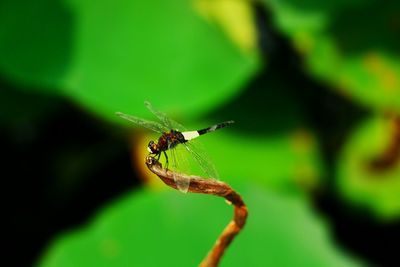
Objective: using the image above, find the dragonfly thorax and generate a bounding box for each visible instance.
[147,130,186,155]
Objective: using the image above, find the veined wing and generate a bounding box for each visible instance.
[144,101,187,131]
[168,142,190,193]
[116,112,169,133]
[183,141,219,180]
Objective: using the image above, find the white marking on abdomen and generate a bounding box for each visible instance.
[209,125,218,132]
[182,131,200,140]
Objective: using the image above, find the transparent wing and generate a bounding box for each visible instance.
[168,143,190,193]
[116,112,169,133]
[182,141,219,180]
[144,101,187,131]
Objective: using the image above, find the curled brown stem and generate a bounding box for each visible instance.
[145,156,248,267]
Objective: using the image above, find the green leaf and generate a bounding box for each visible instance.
[337,115,400,219]
[38,185,362,267]
[0,0,73,90]
[0,0,259,120]
[64,0,259,120]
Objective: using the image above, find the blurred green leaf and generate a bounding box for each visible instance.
[38,185,362,267]
[0,0,259,120]
[63,0,260,120]
[0,0,73,90]
[337,115,400,219]
[194,0,258,54]
[263,0,400,112]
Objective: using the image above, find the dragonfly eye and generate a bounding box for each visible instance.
[147,140,157,153]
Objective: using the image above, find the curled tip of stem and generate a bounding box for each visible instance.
[145,156,248,267]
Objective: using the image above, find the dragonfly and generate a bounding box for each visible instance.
[116,101,234,193]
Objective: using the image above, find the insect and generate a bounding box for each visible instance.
[116,101,234,193]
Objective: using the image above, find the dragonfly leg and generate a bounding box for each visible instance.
[163,151,169,169]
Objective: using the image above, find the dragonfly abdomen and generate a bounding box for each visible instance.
[197,120,235,136]
[181,121,235,141]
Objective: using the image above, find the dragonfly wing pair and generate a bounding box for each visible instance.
[145,101,195,192]
[115,112,168,134]
[182,141,219,180]
[116,101,230,193]
[144,101,186,131]
[168,142,191,192]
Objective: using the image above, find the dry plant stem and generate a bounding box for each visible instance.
[145,156,248,267]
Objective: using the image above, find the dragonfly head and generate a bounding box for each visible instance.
[147,140,159,154]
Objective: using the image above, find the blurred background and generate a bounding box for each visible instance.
[1,0,399,266]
